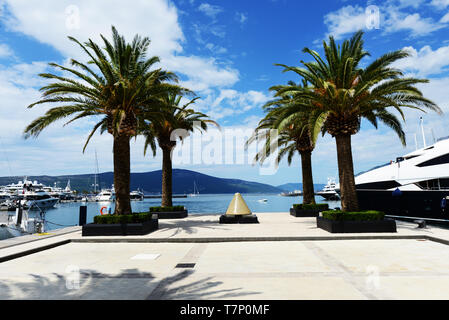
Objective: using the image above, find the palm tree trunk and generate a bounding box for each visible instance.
[113,134,132,215]
[335,134,359,212]
[300,150,316,205]
[161,146,173,207]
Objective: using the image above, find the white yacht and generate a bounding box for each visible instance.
[44,180,75,200]
[5,179,58,210]
[350,136,449,221]
[96,185,115,202]
[130,189,144,201]
[280,190,302,197]
[316,178,340,201]
[19,189,59,210]
[3,178,45,195]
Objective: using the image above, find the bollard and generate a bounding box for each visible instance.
[16,201,23,226]
[79,206,87,226]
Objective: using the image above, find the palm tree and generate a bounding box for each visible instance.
[247,82,317,204]
[273,31,441,212]
[24,26,179,215]
[142,92,218,207]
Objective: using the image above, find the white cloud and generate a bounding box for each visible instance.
[322,2,446,40]
[0,44,13,58]
[164,55,239,92]
[1,0,240,95]
[207,89,271,120]
[384,11,445,36]
[235,12,247,24]
[323,5,367,40]
[2,0,184,58]
[205,43,227,54]
[431,0,449,9]
[393,45,449,76]
[198,3,223,20]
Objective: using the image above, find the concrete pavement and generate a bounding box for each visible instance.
[0,212,449,300]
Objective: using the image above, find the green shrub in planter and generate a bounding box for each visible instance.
[322,210,384,221]
[292,203,329,211]
[93,212,153,224]
[149,206,185,212]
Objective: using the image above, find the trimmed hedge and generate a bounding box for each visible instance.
[322,210,385,221]
[293,203,329,211]
[93,212,153,224]
[150,206,185,212]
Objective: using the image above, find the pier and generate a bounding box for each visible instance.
[144,194,188,199]
[1,212,449,299]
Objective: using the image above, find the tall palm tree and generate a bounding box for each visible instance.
[142,92,218,207]
[247,82,317,204]
[24,26,179,215]
[274,31,441,211]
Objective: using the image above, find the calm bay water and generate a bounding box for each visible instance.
[30,194,340,231]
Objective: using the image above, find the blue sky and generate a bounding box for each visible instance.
[0,0,449,186]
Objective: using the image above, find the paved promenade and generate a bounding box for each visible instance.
[1,212,449,299]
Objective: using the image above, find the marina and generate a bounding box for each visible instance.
[2,0,449,306]
[0,194,341,238]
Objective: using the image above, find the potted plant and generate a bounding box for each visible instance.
[82,212,158,236]
[317,210,396,233]
[290,203,329,217]
[150,205,188,219]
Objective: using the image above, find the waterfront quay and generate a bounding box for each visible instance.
[1,212,449,300]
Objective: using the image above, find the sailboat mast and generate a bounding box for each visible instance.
[420,117,427,148]
[94,149,99,193]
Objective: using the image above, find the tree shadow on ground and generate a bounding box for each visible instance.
[0,268,260,300]
[157,219,232,236]
[146,269,260,300]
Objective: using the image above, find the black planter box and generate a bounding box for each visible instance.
[219,214,259,224]
[316,216,397,233]
[290,208,320,217]
[82,217,159,236]
[154,210,188,219]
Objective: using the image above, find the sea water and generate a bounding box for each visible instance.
[19,194,341,231]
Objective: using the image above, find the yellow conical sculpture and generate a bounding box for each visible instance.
[225,193,252,216]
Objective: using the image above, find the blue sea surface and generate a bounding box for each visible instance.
[30,194,340,231]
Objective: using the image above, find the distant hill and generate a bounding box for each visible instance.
[276,183,326,192]
[0,169,284,194]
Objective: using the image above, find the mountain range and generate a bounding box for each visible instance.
[0,169,326,194]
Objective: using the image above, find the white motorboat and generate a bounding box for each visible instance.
[316,178,340,200]
[130,189,144,201]
[96,185,115,202]
[19,189,59,210]
[280,190,302,197]
[0,207,45,240]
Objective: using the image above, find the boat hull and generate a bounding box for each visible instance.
[26,198,59,210]
[316,192,340,201]
[357,189,449,222]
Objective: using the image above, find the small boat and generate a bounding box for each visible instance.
[0,206,46,239]
[280,190,302,197]
[258,199,268,203]
[189,181,200,197]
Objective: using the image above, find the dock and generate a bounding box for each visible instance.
[144,194,188,198]
[1,212,449,300]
